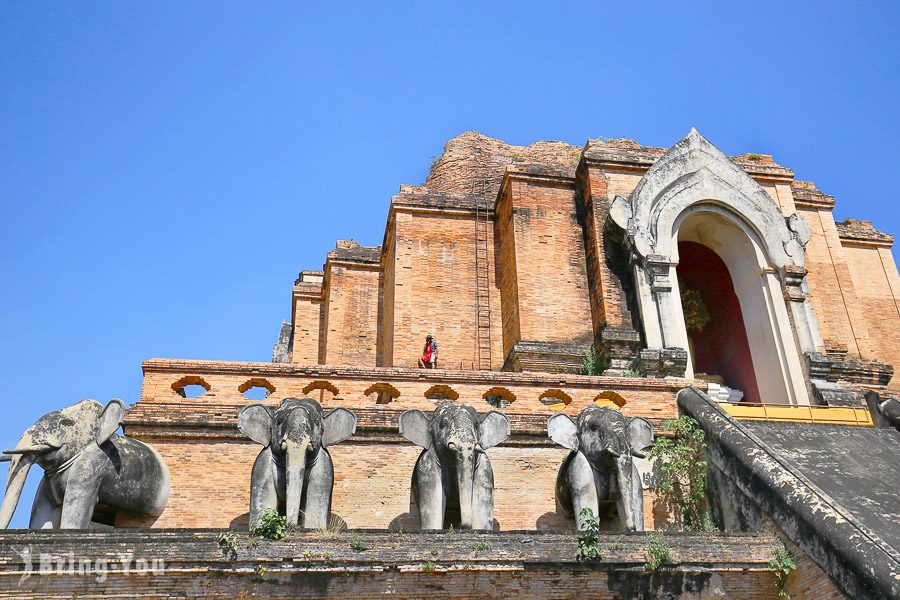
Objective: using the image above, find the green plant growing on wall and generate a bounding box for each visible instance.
[350,535,367,552]
[644,531,671,571]
[421,560,436,573]
[250,509,288,540]
[217,531,240,559]
[768,539,797,598]
[581,346,608,376]
[646,416,710,531]
[471,541,492,552]
[575,507,601,561]
[620,368,646,378]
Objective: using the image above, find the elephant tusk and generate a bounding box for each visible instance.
[0,456,9,462]
[3,445,56,455]
[474,443,485,454]
[631,450,647,459]
[606,448,622,458]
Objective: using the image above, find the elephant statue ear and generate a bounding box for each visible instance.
[96,399,125,444]
[626,417,654,457]
[322,408,357,446]
[478,411,510,449]
[547,413,578,451]
[238,404,274,447]
[399,410,432,449]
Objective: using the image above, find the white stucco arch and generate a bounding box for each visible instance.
[611,129,822,405]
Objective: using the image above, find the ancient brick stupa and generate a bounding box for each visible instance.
[3,130,899,599]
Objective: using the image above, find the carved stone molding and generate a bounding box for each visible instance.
[805,351,894,387]
[636,347,688,379]
[599,326,642,375]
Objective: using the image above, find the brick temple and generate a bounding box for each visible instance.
[4,129,900,599]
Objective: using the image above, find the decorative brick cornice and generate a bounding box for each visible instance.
[791,180,836,210]
[140,358,692,392]
[503,164,576,188]
[836,219,894,248]
[124,403,581,444]
[292,282,323,300]
[326,242,381,265]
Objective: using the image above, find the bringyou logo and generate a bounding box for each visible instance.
[14,545,166,586]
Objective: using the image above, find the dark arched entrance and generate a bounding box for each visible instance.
[676,241,761,404]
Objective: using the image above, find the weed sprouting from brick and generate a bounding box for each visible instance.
[644,531,670,571]
[350,535,367,552]
[576,508,601,561]
[250,509,287,540]
[646,416,711,531]
[217,531,240,559]
[768,539,797,598]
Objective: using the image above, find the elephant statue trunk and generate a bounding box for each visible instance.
[449,437,477,529]
[0,431,42,528]
[614,454,638,531]
[284,438,310,528]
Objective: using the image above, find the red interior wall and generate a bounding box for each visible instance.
[676,241,761,404]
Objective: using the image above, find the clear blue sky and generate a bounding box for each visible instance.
[1,3,898,526]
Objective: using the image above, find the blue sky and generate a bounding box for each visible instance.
[1,2,898,526]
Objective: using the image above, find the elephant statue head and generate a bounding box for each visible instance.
[866,391,900,432]
[1,399,170,529]
[238,397,356,529]
[548,406,653,531]
[400,401,510,530]
[880,398,900,431]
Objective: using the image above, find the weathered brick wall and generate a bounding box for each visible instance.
[321,261,381,367]
[291,283,323,365]
[499,173,593,348]
[120,434,575,531]
[578,165,640,335]
[783,537,849,600]
[0,530,783,600]
[496,178,522,361]
[381,218,398,366]
[130,360,691,530]
[380,203,504,371]
[841,243,900,386]
[798,207,874,357]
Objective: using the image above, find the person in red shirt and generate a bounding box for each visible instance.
[417,335,438,369]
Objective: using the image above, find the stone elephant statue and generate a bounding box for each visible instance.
[0,399,170,529]
[238,397,356,529]
[866,391,900,432]
[548,406,653,531]
[399,401,510,530]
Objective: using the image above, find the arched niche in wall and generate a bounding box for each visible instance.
[539,389,572,411]
[483,387,516,409]
[365,382,401,405]
[592,391,626,409]
[302,380,340,403]
[239,378,276,401]
[424,385,459,403]
[171,375,211,399]
[610,129,819,405]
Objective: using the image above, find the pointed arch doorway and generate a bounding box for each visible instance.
[611,129,821,407]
